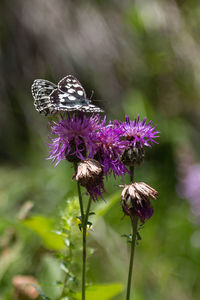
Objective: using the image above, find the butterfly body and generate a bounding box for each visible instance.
[31,75,104,116]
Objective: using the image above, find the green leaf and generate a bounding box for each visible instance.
[32,284,52,300]
[74,283,123,300]
[23,215,64,251]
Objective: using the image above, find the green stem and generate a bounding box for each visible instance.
[82,197,92,300]
[77,180,84,219]
[74,163,87,300]
[130,166,134,183]
[74,163,84,220]
[126,216,138,300]
[126,166,138,300]
[85,197,92,225]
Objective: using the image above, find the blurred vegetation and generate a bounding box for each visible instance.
[0,0,200,299]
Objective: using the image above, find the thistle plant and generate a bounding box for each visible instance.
[32,75,159,299]
[47,113,159,299]
[47,112,130,299]
[116,116,159,300]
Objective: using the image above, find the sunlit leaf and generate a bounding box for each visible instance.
[23,215,64,251]
[74,283,123,300]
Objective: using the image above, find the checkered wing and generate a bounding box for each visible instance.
[32,75,104,115]
[58,75,87,98]
[31,79,57,115]
[50,75,104,113]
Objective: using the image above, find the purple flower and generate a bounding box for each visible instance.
[48,113,104,166]
[178,164,200,218]
[47,113,159,180]
[133,200,154,223]
[95,123,129,177]
[116,115,159,148]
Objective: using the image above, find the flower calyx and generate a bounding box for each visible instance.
[121,144,145,167]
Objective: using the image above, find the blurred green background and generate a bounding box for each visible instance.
[1,0,200,299]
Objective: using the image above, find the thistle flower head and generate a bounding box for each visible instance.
[75,159,102,186]
[48,113,104,165]
[115,115,159,167]
[121,182,158,223]
[117,115,159,148]
[95,123,129,177]
[75,159,105,201]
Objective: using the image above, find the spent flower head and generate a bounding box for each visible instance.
[75,159,105,201]
[121,182,158,223]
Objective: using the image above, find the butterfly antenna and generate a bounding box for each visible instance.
[93,99,108,102]
[90,90,94,100]
[90,90,108,102]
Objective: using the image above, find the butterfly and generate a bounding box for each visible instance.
[31,75,104,116]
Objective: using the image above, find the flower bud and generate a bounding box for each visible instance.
[121,182,158,223]
[121,145,145,167]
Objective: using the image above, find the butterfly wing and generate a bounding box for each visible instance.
[78,104,104,113]
[31,79,57,115]
[50,75,104,113]
[49,89,84,112]
[32,75,104,115]
[58,75,87,98]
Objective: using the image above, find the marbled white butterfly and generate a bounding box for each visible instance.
[31,75,104,116]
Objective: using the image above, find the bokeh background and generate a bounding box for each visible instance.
[1,0,200,299]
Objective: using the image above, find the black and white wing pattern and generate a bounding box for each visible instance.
[50,75,104,113]
[31,79,57,115]
[31,75,104,116]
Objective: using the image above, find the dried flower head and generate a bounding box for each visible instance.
[75,159,105,201]
[12,275,39,299]
[48,113,104,165]
[75,159,102,186]
[121,182,158,223]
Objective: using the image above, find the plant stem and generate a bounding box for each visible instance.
[126,216,138,300]
[126,165,138,300]
[74,163,88,300]
[130,166,134,183]
[77,180,84,219]
[82,197,92,300]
